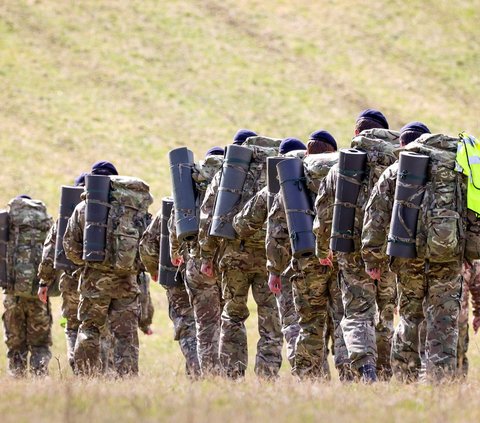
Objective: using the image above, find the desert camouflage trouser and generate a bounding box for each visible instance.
[220,267,283,378]
[391,258,461,383]
[59,271,80,372]
[75,294,140,376]
[276,269,300,368]
[291,259,348,379]
[165,283,200,377]
[185,257,222,375]
[2,295,52,377]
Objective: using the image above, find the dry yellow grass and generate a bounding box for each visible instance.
[1,1,480,421]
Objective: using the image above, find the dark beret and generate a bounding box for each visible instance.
[16,194,31,200]
[233,129,258,145]
[279,138,306,154]
[357,109,389,129]
[400,121,431,135]
[309,130,338,151]
[91,161,118,176]
[205,146,225,157]
[74,172,88,187]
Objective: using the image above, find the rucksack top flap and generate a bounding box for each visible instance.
[283,150,306,159]
[7,198,50,228]
[247,145,279,162]
[244,136,282,148]
[303,152,340,181]
[109,176,153,210]
[193,155,224,184]
[404,134,458,170]
[351,135,398,167]
[358,128,400,144]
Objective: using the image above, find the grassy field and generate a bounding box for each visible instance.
[1,0,480,421]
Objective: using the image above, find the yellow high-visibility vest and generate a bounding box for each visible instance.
[456,132,480,215]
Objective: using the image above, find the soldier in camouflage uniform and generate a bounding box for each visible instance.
[199,129,283,378]
[362,125,480,382]
[139,206,200,377]
[274,133,348,379]
[38,173,86,372]
[314,110,396,382]
[168,147,225,376]
[266,192,301,369]
[455,261,480,378]
[1,195,53,377]
[232,138,304,369]
[63,161,150,376]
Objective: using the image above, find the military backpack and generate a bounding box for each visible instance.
[404,134,466,263]
[88,176,153,273]
[4,198,52,296]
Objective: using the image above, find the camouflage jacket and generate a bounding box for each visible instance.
[139,210,162,277]
[266,193,291,276]
[233,186,268,239]
[199,173,267,271]
[313,163,379,270]
[198,172,222,261]
[38,224,57,287]
[170,156,223,261]
[361,161,476,269]
[64,201,140,298]
[362,134,480,270]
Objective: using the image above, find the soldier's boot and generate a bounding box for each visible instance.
[74,327,102,376]
[30,346,51,377]
[338,364,355,382]
[359,364,377,383]
[180,335,201,378]
[65,328,78,372]
[100,331,115,375]
[7,350,28,378]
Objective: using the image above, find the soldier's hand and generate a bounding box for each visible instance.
[473,316,480,334]
[151,273,158,282]
[201,260,214,278]
[143,326,154,336]
[37,286,48,304]
[366,268,381,280]
[268,273,282,295]
[319,250,333,268]
[172,254,184,267]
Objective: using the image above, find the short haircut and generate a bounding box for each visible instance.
[400,130,423,146]
[307,140,336,154]
[355,118,385,134]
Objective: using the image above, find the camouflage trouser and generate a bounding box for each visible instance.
[2,295,52,377]
[392,259,461,382]
[75,294,140,376]
[328,271,350,380]
[220,268,283,378]
[391,259,425,381]
[338,255,378,371]
[59,271,80,372]
[185,257,222,375]
[375,271,396,380]
[276,269,300,368]
[138,272,154,333]
[291,259,331,379]
[165,284,200,377]
[457,276,470,378]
